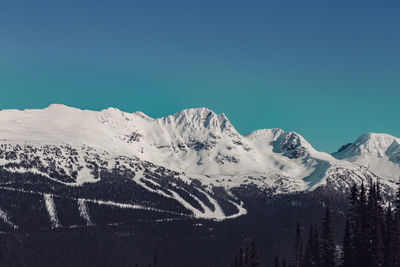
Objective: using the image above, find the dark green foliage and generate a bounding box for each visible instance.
[393,185,400,267]
[312,228,321,267]
[341,220,353,267]
[249,240,259,267]
[232,182,400,267]
[353,183,369,267]
[294,222,303,267]
[302,224,320,267]
[231,240,260,267]
[320,205,335,267]
[275,255,280,267]
[154,247,158,267]
[340,181,400,267]
[384,206,394,267]
[303,226,313,267]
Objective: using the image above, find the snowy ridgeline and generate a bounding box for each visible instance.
[0,104,399,182]
[0,105,399,225]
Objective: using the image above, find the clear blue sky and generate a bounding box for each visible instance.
[0,0,399,152]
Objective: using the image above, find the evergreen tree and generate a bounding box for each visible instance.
[303,244,312,267]
[346,183,358,267]
[233,256,239,267]
[312,229,321,267]
[367,182,384,267]
[245,246,251,267]
[274,256,280,267]
[238,248,244,267]
[341,220,353,267]
[384,205,394,267]
[303,226,311,267]
[303,224,320,267]
[249,240,259,267]
[233,245,258,267]
[349,184,358,227]
[294,223,303,267]
[393,185,400,267]
[353,182,369,267]
[154,247,158,267]
[320,205,335,267]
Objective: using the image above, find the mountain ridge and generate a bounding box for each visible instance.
[0,104,399,183]
[0,104,398,223]
[5,103,398,153]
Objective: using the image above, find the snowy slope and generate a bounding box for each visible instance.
[333,133,400,182]
[0,105,339,179]
[0,104,400,197]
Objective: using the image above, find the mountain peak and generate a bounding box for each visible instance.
[332,133,400,181]
[355,132,399,145]
[174,107,216,119]
[44,104,83,113]
[333,132,400,159]
[335,133,400,156]
[161,107,234,132]
[46,103,72,110]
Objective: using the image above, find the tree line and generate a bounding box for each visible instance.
[231,181,400,267]
[275,181,400,267]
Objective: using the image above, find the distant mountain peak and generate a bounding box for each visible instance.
[355,133,399,147]
[161,107,234,133]
[46,103,73,110]
[334,133,400,157]
[177,107,214,115]
[333,133,400,181]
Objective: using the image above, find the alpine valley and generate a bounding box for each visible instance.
[0,104,399,266]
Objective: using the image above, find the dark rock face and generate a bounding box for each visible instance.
[215,153,240,164]
[123,132,143,143]
[284,146,307,159]
[272,132,307,159]
[337,143,353,153]
[187,139,217,152]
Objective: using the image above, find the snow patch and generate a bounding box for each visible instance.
[43,194,60,228]
[77,199,93,226]
[0,208,18,229]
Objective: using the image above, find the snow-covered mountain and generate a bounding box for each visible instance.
[0,105,346,179]
[333,133,400,183]
[0,104,398,224]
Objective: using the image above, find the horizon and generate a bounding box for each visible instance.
[1,1,399,152]
[2,103,399,154]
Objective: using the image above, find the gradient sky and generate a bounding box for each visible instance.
[0,0,399,152]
